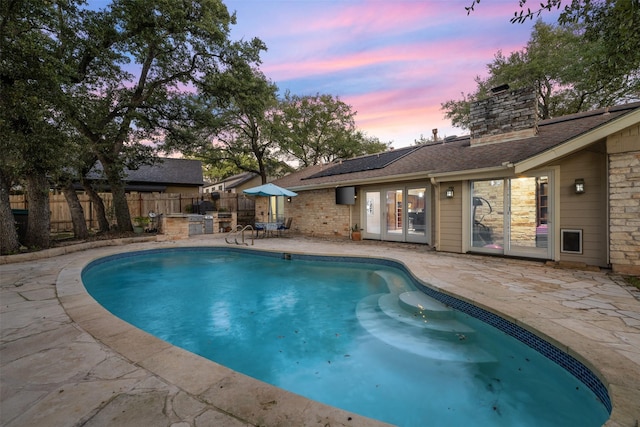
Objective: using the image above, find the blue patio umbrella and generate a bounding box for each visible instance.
[243,183,298,197]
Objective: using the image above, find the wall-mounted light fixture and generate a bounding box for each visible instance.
[445,187,455,199]
[574,178,585,194]
[286,197,292,203]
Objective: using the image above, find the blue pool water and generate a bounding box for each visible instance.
[82,248,609,426]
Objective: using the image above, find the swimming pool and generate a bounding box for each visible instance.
[82,247,610,426]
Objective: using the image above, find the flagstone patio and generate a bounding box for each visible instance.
[1,235,638,426]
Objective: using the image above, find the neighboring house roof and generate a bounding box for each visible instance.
[274,102,640,190]
[85,158,203,192]
[212,172,259,190]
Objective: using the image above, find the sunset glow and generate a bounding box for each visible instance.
[227,0,555,146]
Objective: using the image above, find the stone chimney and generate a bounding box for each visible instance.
[469,86,538,145]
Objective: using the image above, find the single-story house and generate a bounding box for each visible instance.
[83,158,204,194]
[272,87,640,275]
[202,172,261,195]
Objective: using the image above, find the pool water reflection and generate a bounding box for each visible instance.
[82,248,609,426]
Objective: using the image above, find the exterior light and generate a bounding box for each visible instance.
[574,179,585,194]
[445,187,454,198]
[286,197,292,203]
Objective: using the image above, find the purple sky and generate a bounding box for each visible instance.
[85,0,557,148]
[225,0,557,147]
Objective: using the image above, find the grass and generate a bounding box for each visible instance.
[625,275,640,290]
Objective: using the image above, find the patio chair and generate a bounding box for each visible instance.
[255,222,266,238]
[278,217,293,236]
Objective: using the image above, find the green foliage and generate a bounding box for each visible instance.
[276,92,390,168]
[442,15,640,129]
[0,0,90,248]
[60,0,265,229]
[625,275,640,290]
[182,64,281,184]
[133,216,150,226]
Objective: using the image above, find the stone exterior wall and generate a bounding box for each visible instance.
[609,151,640,274]
[160,215,190,240]
[608,132,640,274]
[283,189,353,238]
[159,213,237,240]
[470,87,538,143]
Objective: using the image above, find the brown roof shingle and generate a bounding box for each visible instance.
[274,102,640,190]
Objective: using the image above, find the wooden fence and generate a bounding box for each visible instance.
[9,192,255,232]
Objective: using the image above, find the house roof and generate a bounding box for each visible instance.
[206,172,259,189]
[86,158,203,191]
[273,102,640,190]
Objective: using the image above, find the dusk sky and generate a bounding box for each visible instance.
[224,0,557,147]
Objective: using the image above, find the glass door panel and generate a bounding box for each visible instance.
[407,187,427,239]
[509,177,538,249]
[471,180,504,250]
[364,191,381,237]
[471,175,552,259]
[384,189,404,241]
[507,175,550,257]
[268,196,285,223]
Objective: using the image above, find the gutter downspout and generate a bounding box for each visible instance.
[430,177,439,251]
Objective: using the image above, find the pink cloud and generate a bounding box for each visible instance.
[292,2,439,35]
[262,35,511,85]
[225,0,555,146]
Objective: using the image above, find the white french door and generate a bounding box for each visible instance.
[364,191,381,239]
[362,186,429,244]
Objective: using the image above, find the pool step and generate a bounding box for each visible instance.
[356,294,496,364]
[370,270,413,294]
[398,290,456,320]
[378,294,476,340]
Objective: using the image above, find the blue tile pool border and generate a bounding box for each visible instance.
[82,246,612,414]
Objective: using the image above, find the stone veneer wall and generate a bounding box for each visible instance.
[284,189,352,238]
[608,122,640,275]
[470,87,538,142]
[160,215,190,240]
[609,150,640,275]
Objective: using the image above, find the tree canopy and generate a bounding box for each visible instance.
[275,92,389,168]
[61,0,266,230]
[442,11,640,129]
[179,65,286,184]
[0,0,87,250]
[0,0,268,250]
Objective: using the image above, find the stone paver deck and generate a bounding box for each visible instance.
[1,235,639,426]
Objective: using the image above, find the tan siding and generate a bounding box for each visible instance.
[438,182,462,252]
[607,123,640,154]
[553,147,608,267]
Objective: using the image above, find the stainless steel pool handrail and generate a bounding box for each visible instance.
[225,225,255,246]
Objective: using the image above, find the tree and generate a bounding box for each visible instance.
[413,131,443,145]
[0,172,19,254]
[62,0,265,230]
[0,0,83,251]
[466,1,640,98]
[561,0,640,106]
[441,19,640,129]
[276,92,389,168]
[180,65,282,184]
